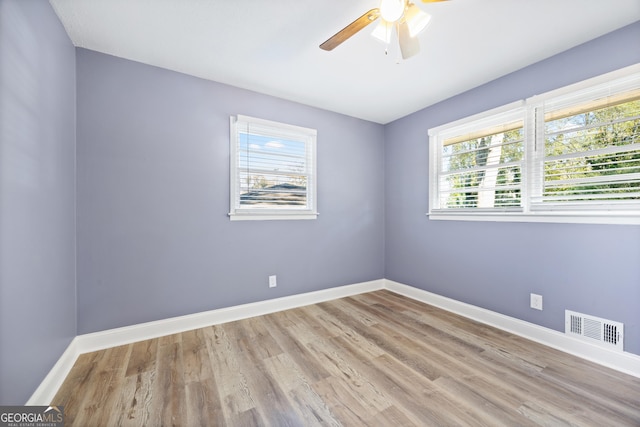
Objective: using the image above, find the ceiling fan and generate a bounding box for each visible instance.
[320,0,448,60]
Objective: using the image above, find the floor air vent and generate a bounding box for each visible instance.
[565,310,624,351]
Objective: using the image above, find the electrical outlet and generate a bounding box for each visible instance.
[530,293,543,310]
[269,275,277,288]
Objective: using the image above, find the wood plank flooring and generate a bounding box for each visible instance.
[52,290,640,426]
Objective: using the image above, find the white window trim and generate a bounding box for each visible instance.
[428,63,640,225]
[229,115,318,221]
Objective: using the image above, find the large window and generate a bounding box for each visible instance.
[429,65,640,224]
[229,115,317,221]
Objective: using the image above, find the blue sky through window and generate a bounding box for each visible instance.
[239,133,306,175]
[238,132,308,207]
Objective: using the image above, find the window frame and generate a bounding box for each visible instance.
[428,64,640,225]
[229,115,318,221]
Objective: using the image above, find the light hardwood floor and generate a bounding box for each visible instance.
[52,290,640,426]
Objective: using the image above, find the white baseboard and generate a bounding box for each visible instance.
[74,279,384,354]
[28,277,640,405]
[26,279,383,404]
[26,337,79,406]
[384,279,640,378]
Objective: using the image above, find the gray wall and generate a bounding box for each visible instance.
[0,0,76,404]
[76,49,385,334]
[385,21,640,355]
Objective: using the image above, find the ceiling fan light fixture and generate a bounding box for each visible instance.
[405,3,431,37]
[379,0,405,22]
[371,19,393,44]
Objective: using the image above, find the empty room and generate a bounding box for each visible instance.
[1,0,640,425]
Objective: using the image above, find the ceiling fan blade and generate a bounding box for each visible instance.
[320,8,380,51]
[398,20,420,59]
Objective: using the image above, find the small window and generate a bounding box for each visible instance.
[229,115,317,221]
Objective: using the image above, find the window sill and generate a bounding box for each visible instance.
[229,212,318,221]
[427,211,640,225]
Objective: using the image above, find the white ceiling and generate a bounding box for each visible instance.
[49,0,640,124]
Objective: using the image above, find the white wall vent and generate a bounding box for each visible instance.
[565,310,624,351]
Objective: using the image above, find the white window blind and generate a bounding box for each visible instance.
[229,115,317,220]
[531,86,640,212]
[430,103,526,213]
[440,117,524,210]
